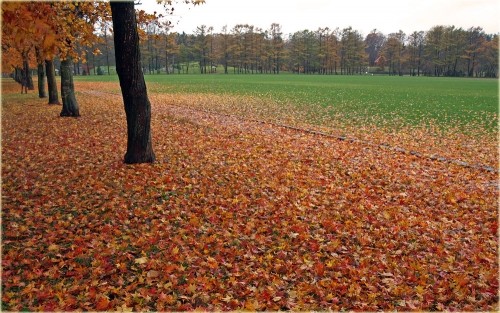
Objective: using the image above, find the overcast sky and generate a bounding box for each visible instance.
[139,0,499,36]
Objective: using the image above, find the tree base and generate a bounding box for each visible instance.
[60,110,80,117]
[124,151,155,164]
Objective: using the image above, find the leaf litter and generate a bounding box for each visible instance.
[1,80,498,311]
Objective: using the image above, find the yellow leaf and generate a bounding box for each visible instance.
[48,244,59,251]
[164,282,173,289]
[186,283,197,294]
[221,295,232,302]
[135,257,147,264]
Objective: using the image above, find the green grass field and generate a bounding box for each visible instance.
[76,74,499,131]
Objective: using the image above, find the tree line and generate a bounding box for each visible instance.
[87,22,498,78]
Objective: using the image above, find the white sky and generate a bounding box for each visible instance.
[138,0,500,36]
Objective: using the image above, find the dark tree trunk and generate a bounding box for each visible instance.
[14,67,22,84]
[35,48,46,98]
[45,59,60,105]
[60,57,80,117]
[21,52,34,93]
[37,63,46,98]
[25,62,34,91]
[111,2,155,164]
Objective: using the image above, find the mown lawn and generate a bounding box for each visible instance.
[77,73,499,131]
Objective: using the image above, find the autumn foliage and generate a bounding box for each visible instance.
[1,80,498,311]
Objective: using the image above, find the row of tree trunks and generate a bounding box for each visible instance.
[15,2,153,164]
[31,56,77,115]
[15,55,61,105]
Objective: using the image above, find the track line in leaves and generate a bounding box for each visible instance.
[80,87,497,173]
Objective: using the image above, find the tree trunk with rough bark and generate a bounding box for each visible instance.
[60,57,80,117]
[111,2,155,164]
[45,59,60,105]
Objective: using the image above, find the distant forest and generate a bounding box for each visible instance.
[82,23,498,78]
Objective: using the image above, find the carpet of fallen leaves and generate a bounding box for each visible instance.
[1,80,498,311]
